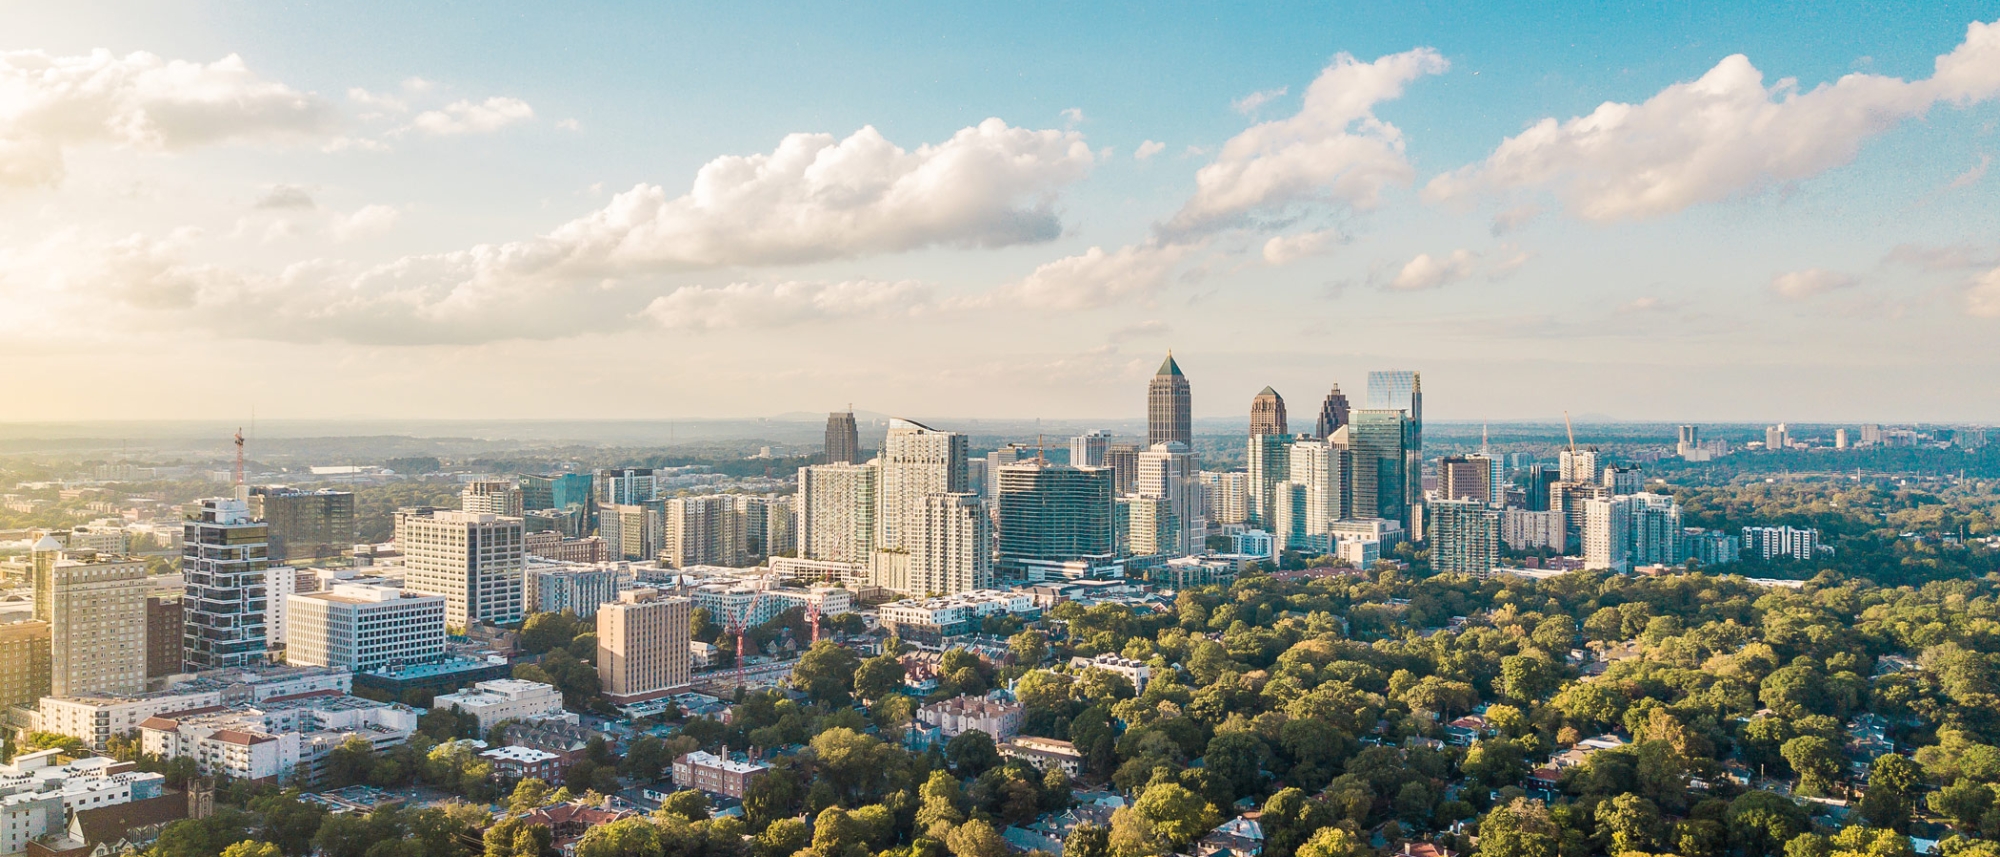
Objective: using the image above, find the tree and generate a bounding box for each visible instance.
[153,809,254,857]
[918,769,967,838]
[946,730,1000,778]
[1134,782,1219,852]
[1009,630,1049,666]
[1202,731,1269,804]
[620,736,672,780]
[1727,790,1810,857]
[508,777,555,814]
[659,789,711,823]
[221,843,284,857]
[1595,793,1665,855]
[945,818,1010,857]
[1930,780,1995,832]
[1478,799,1561,857]
[1297,827,1362,857]
[793,641,862,705]
[485,817,556,857]
[1781,735,1842,796]
[575,818,664,857]
[520,611,581,655]
[250,791,329,856]
[1065,822,1111,857]
[854,655,907,701]
[1860,754,1923,832]
[755,817,810,857]
[1262,788,1335,857]
[807,806,868,857]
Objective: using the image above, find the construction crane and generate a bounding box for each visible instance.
[805,600,823,645]
[232,428,246,486]
[1563,410,1577,457]
[723,589,776,688]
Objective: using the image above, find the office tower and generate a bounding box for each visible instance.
[397,509,526,628]
[1199,471,1249,525]
[182,498,270,672]
[967,458,987,500]
[1362,370,1422,531]
[1764,424,1789,450]
[1104,443,1141,494]
[1124,496,1166,557]
[1285,435,1349,538]
[1429,499,1501,578]
[798,463,878,563]
[1246,434,1291,526]
[35,541,147,697]
[826,410,861,464]
[1272,481,1311,552]
[1350,409,1412,531]
[985,446,1022,505]
[1366,370,1421,422]
[1558,449,1600,484]
[597,589,692,704]
[600,502,665,562]
[1521,466,1557,512]
[1250,387,1288,437]
[520,473,594,516]
[526,562,624,618]
[1860,425,1884,446]
[908,494,992,595]
[1676,425,1701,458]
[1148,353,1192,449]
[1628,493,1683,566]
[1437,456,1492,503]
[460,481,524,516]
[597,468,659,506]
[1070,430,1111,468]
[0,621,51,711]
[286,585,447,672]
[1314,384,1351,440]
[664,495,743,568]
[1835,429,1850,450]
[1602,466,1643,495]
[996,461,1116,581]
[1583,496,1632,572]
[243,487,355,565]
[1137,442,1203,558]
[146,594,183,678]
[876,418,968,552]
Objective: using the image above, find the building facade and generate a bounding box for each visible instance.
[907,493,992,596]
[596,589,692,705]
[244,487,355,565]
[798,463,879,564]
[995,462,1116,582]
[1147,353,1192,449]
[825,411,861,464]
[1250,387,1288,437]
[396,509,526,628]
[285,585,447,672]
[1429,499,1501,578]
[182,498,270,672]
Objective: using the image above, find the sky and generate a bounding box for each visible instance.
[3,2,2000,425]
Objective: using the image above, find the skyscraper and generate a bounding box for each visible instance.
[1438,456,1498,504]
[664,495,744,568]
[825,410,861,464]
[1559,449,1600,483]
[520,473,593,515]
[1246,434,1290,527]
[35,538,147,696]
[460,481,523,516]
[875,418,968,552]
[1364,370,1422,531]
[597,588,692,705]
[397,509,525,629]
[599,502,665,561]
[243,487,355,565]
[996,461,1116,581]
[1349,409,1412,532]
[597,468,658,506]
[1136,442,1203,558]
[1148,353,1192,450]
[1199,471,1249,525]
[1429,499,1501,578]
[1104,443,1141,494]
[1069,430,1111,467]
[1250,387,1288,437]
[1314,385,1351,439]
[798,463,878,563]
[183,498,270,671]
[908,494,992,595]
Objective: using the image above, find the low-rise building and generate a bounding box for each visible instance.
[878,590,1039,646]
[1071,654,1152,694]
[433,679,564,731]
[672,751,767,799]
[480,745,562,784]
[138,692,418,785]
[999,736,1084,776]
[915,695,1024,740]
[36,666,353,749]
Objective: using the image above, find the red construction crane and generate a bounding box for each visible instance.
[723,589,776,687]
[805,600,822,645]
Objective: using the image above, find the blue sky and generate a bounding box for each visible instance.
[3,2,1998,423]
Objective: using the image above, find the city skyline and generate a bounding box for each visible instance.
[6,5,2000,422]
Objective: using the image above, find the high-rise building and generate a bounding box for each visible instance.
[597,468,658,507]
[1834,428,1851,450]
[1361,370,1422,533]
[1148,353,1192,450]
[1558,449,1600,484]
[1199,471,1249,525]
[1070,431,1111,468]
[1602,466,1644,495]
[597,588,692,705]
[146,594,183,678]
[1314,385,1351,440]
[996,461,1116,581]
[396,509,526,629]
[664,495,743,568]
[460,481,524,516]
[520,473,594,517]
[1628,493,1683,567]
[1272,436,1349,552]
[1136,442,1203,558]
[1675,425,1701,458]
[1860,425,1884,446]
[1350,409,1412,533]
[1584,493,1683,572]
[0,620,51,711]
[747,495,795,558]
[1246,434,1290,526]
[1765,424,1790,450]
[985,446,1022,505]
[825,411,861,465]
[1437,456,1492,503]
[1429,499,1501,578]
[1582,496,1632,573]
[1743,526,1820,561]
[243,487,355,565]
[1104,443,1141,495]
[1250,387,1288,437]
[798,463,878,563]
[1522,465,1558,512]
[182,498,270,672]
[599,502,665,562]
[907,494,991,595]
[286,585,447,672]
[526,560,625,618]
[875,418,968,553]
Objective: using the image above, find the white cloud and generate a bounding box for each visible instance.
[1164,48,1448,236]
[1391,249,1477,291]
[1969,267,2000,317]
[1135,140,1166,161]
[254,184,317,210]
[1425,19,2000,220]
[556,118,581,131]
[332,204,400,242]
[1770,268,1858,300]
[0,49,334,187]
[1262,228,1342,265]
[1490,204,1541,235]
[1231,86,1288,115]
[1061,107,1086,124]
[410,96,535,135]
[986,242,1194,310]
[640,279,932,330]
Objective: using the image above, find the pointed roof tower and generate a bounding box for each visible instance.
[1157,352,1184,377]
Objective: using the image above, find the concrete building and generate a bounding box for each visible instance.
[1684,528,1742,566]
[1249,386,1287,437]
[243,487,356,564]
[1583,496,1632,573]
[1136,442,1203,558]
[1199,471,1249,526]
[1336,537,1380,568]
[1000,736,1085,776]
[1501,509,1566,552]
[1429,499,1501,579]
[673,751,767,799]
[663,495,743,569]
[1765,424,1791,450]
[37,666,353,749]
[285,584,447,672]
[525,531,611,564]
[825,410,861,465]
[916,695,1023,739]
[596,468,658,507]
[798,463,879,564]
[525,560,626,618]
[906,493,991,596]
[1438,455,1503,505]
[1148,353,1193,449]
[480,745,561,784]
[433,679,564,731]
[1071,654,1153,693]
[596,589,692,705]
[1559,449,1600,484]
[1104,443,1141,495]
[1314,384,1351,440]
[139,693,416,785]
[1743,526,1821,561]
[1602,466,1644,496]
[0,621,51,710]
[875,418,969,556]
[878,590,1038,646]
[1070,430,1110,468]
[182,498,271,672]
[599,501,664,563]
[33,543,148,698]
[460,481,524,517]
[396,509,525,628]
[996,461,1116,582]
[1274,436,1349,552]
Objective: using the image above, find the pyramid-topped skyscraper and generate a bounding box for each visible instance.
[1148,352,1192,449]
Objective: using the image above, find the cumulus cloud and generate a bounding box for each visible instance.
[254,184,316,210]
[1262,228,1342,265]
[410,96,535,135]
[640,279,932,330]
[985,242,1194,310]
[1164,48,1448,236]
[1490,204,1541,236]
[1391,249,1478,291]
[0,49,334,187]
[1135,140,1166,161]
[1969,268,2000,317]
[332,204,400,242]
[1770,268,1858,300]
[1425,19,2000,220]
[1231,86,1288,115]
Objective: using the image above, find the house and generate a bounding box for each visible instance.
[1443,715,1490,747]
[521,801,637,857]
[1194,813,1264,857]
[24,791,188,857]
[1399,841,1460,857]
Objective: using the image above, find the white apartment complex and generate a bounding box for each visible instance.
[797,463,878,564]
[433,678,563,730]
[396,509,525,628]
[906,493,991,596]
[286,584,447,672]
[525,559,628,618]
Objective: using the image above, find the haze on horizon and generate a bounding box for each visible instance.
[4,3,2000,425]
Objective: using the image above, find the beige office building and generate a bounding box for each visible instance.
[0,620,52,710]
[395,509,525,628]
[798,463,878,563]
[32,537,147,698]
[596,589,692,704]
